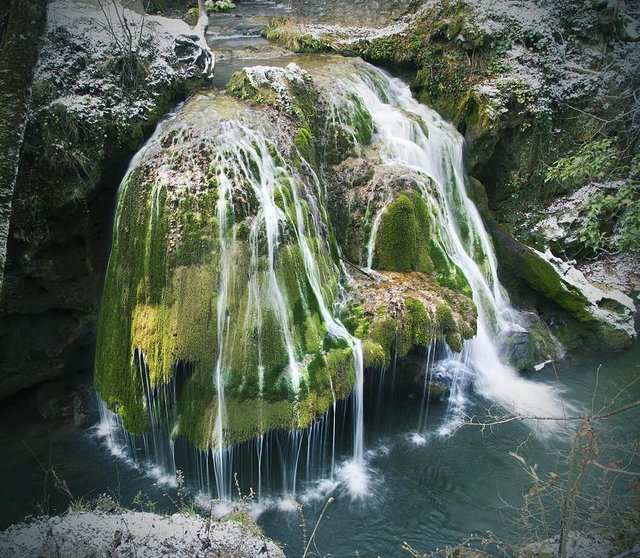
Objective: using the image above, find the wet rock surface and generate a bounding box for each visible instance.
[496,311,562,371]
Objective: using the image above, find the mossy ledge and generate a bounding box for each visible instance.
[343,270,477,368]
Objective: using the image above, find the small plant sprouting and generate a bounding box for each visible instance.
[176,469,185,509]
[131,490,156,513]
[233,471,255,502]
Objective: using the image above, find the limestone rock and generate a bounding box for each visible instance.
[0,511,284,558]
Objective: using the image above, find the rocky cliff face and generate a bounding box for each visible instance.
[0,0,47,296]
[288,0,412,26]
[0,0,213,402]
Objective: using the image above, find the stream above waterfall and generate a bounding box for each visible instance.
[1,342,638,554]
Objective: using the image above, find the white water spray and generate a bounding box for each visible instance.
[336,65,569,430]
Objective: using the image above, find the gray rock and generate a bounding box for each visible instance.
[497,311,563,371]
[0,511,285,558]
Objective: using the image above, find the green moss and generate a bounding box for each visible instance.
[322,93,374,165]
[345,93,374,145]
[435,301,464,353]
[174,191,219,266]
[224,397,295,445]
[372,191,434,272]
[445,331,463,353]
[258,308,291,385]
[429,240,472,297]
[276,243,328,354]
[297,34,328,53]
[325,347,356,400]
[436,302,456,332]
[367,311,397,368]
[399,298,431,355]
[362,339,386,369]
[172,266,218,369]
[293,126,316,165]
[176,366,216,449]
[226,71,278,108]
[519,248,591,318]
[323,120,358,164]
[341,303,371,339]
[227,67,318,131]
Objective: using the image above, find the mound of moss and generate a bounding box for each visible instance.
[342,269,477,367]
[95,93,355,449]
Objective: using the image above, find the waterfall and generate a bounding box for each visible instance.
[219,124,368,496]
[96,97,368,499]
[341,65,568,430]
[96,57,568,508]
[212,156,233,499]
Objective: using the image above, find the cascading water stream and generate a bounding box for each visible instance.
[97,107,368,498]
[256,129,367,495]
[340,66,568,430]
[96,57,571,513]
[212,162,234,499]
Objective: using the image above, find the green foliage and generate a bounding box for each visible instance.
[296,34,327,53]
[184,7,199,24]
[545,140,639,256]
[132,490,157,512]
[545,139,618,188]
[577,181,640,254]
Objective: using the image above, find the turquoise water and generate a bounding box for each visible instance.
[1,341,638,555]
[258,341,640,555]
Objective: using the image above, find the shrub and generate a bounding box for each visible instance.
[545,139,619,188]
[578,180,640,254]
